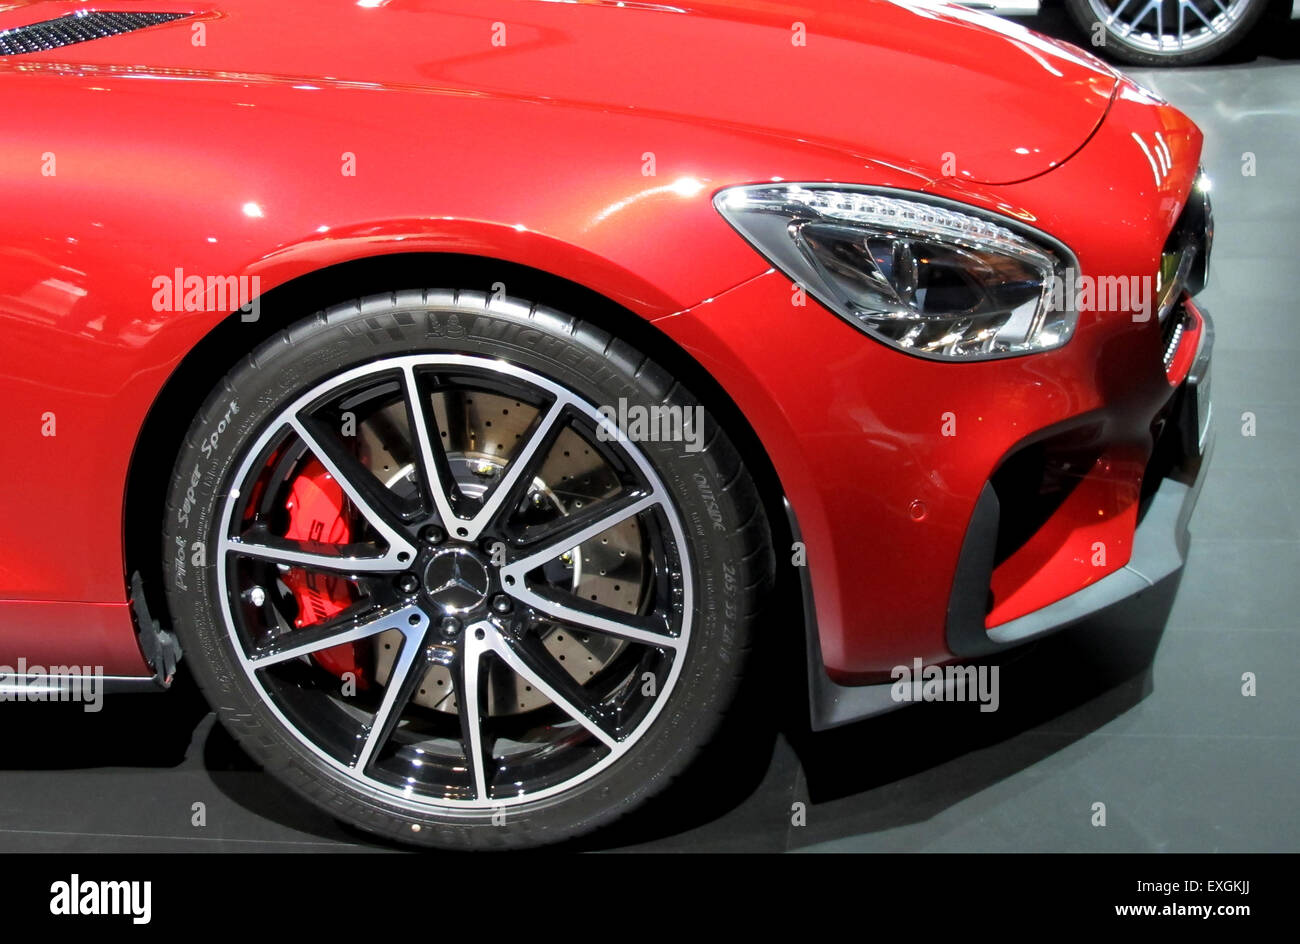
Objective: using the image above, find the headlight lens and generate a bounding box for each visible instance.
[715,184,1077,360]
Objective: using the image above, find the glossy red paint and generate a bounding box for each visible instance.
[0,1,1203,683]
[0,600,142,677]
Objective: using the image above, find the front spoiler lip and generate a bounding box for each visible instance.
[804,305,1215,731]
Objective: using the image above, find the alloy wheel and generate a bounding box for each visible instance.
[1083,0,1259,61]
[214,353,693,810]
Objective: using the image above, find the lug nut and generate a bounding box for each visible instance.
[424,643,455,666]
[491,594,513,615]
[439,616,461,638]
[421,524,445,545]
[395,573,420,595]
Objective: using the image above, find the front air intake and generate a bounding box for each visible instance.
[0,11,190,56]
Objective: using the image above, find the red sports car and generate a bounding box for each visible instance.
[0,0,1213,849]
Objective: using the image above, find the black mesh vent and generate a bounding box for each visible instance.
[0,11,189,56]
[988,424,1104,568]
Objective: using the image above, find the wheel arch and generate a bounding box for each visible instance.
[122,251,805,684]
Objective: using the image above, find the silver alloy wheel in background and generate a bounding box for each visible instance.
[1086,0,1257,56]
[214,353,694,811]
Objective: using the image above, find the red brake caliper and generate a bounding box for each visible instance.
[281,459,370,688]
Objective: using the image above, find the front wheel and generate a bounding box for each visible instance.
[1067,0,1267,66]
[161,289,772,849]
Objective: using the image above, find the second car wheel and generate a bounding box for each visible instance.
[1066,0,1267,66]
[161,288,773,849]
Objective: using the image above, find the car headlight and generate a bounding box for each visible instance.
[714,184,1078,360]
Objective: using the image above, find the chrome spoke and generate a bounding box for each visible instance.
[1130,0,1162,30]
[512,587,682,649]
[247,604,424,668]
[402,364,461,535]
[458,627,490,802]
[222,530,397,573]
[489,630,619,748]
[499,491,680,647]
[460,397,567,541]
[501,491,661,580]
[288,415,418,569]
[1107,0,1136,25]
[405,364,570,543]
[1187,2,1217,29]
[353,617,430,771]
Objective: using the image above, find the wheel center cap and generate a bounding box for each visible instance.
[423,547,491,614]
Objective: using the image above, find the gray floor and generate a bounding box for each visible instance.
[2,31,1297,854]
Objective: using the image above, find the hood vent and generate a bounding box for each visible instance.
[0,11,190,56]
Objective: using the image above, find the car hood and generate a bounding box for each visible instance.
[0,0,1118,185]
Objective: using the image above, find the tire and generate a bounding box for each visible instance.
[160,289,772,849]
[1066,0,1267,66]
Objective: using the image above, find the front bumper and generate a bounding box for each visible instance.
[950,302,1213,656]
[806,301,1213,729]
